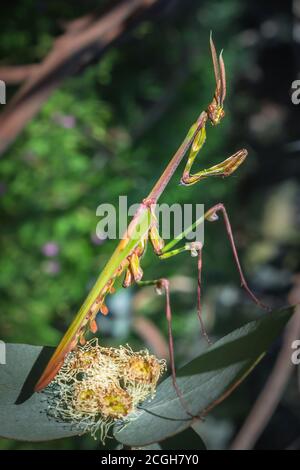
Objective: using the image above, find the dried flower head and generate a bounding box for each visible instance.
[99,384,133,419]
[44,339,166,443]
[126,355,162,385]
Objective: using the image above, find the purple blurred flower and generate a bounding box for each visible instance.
[91,232,107,246]
[42,242,59,257]
[53,114,76,129]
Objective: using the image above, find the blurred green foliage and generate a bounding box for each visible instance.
[0,0,244,347]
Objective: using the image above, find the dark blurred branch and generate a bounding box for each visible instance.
[133,316,169,360]
[0,0,159,156]
[131,50,190,140]
[230,280,300,450]
[131,74,184,140]
[287,434,300,450]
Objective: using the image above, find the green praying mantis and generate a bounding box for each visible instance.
[35,35,266,399]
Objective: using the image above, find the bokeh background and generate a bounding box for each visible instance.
[0,0,299,450]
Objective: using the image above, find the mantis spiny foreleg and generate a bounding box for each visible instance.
[181,145,248,186]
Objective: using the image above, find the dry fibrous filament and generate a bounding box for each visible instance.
[44,339,166,443]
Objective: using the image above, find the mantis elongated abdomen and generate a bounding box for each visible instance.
[35,204,152,390]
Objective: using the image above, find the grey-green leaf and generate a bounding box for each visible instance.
[0,343,84,441]
[0,307,294,443]
[114,307,294,447]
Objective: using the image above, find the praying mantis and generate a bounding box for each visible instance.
[35,35,266,398]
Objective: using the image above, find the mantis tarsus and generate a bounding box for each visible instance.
[35,36,266,406]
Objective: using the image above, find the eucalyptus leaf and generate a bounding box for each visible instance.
[114,307,294,446]
[0,306,294,443]
[0,344,84,441]
[132,427,207,450]
[133,443,162,450]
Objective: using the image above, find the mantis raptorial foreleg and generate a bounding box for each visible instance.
[180,125,248,186]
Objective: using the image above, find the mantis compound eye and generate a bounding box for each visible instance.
[207,103,225,126]
[215,106,225,124]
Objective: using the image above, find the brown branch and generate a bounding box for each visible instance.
[0,65,38,84]
[0,0,159,156]
[59,13,97,35]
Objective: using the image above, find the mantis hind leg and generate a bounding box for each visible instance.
[156,202,268,310]
[157,243,211,345]
[137,278,195,419]
[151,202,268,349]
[205,203,269,310]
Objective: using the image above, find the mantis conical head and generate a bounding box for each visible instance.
[207,33,226,126]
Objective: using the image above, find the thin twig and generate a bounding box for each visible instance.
[230,297,300,450]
